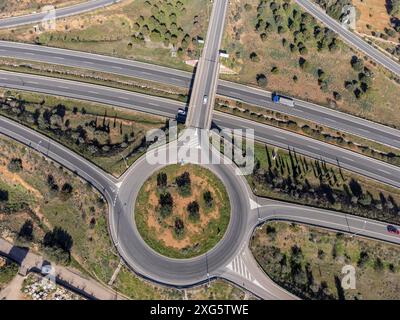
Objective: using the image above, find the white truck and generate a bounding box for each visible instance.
[272,92,295,107]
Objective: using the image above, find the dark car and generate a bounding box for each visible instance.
[387,225,400,235]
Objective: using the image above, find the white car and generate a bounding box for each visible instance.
[203,95,208,104]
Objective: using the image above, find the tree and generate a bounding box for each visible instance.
[8,158,23,173]
[250,52,260,62]
[60,183,73,200]
[0,189,9,202]
[187,201,200,221]
[203,191,214,208]
[351,56,364,72]
[157,172,168,188]
[18,219,34,242]
[256,74,268,87]
[174,218,184,236]
[43,226,73,254]
[159,192,173,217]
[175,172,191,196]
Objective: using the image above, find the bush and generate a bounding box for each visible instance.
[176,172,191,196]
[187,201,200,221]
[157,172,168,188]
[159,192,173,217]
[256,74,268,87]
[203,190,214,208]
[8,158,23,172]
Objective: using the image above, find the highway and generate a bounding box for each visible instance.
[186,0,229,129]
[1,41,399,149]
[295,0,400,77]
[0,0,117,29]
[1,71,400,189]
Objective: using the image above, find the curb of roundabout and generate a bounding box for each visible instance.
[108,135,255,287]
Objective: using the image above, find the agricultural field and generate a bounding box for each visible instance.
[222,0,400,128]
[0,90,169,177]
[245,142,400,224]
[135,164,231,259]
[251,221,400,299]
[0,0,211,70]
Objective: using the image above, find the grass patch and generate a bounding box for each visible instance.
[251,221,400,299]
[135,164,231,259]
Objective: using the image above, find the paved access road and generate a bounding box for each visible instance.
[1,71,400,189]
[186,0,229,129]
[295,0,400,77]
[0,0,118,29]
[1,41,399,149]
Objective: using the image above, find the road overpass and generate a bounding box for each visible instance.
[185,0,229,129]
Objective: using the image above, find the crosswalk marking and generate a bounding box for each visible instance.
[226,255,253,282]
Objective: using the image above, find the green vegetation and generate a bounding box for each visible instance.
[222,0,400,128]
[135,164,231,259]
[0,90,168,177]
[0,259,19,289]
[251,221,400,299]
[0,0,210,70]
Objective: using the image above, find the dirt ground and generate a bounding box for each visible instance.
[353,0,395,37]
[145,167,221,250]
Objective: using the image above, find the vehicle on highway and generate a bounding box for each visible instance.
[387,225,400,235]
[203,95,209,104]
[272,92,295,107]
[176,108,187,123]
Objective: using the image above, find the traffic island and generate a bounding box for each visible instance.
[134,164,231,259]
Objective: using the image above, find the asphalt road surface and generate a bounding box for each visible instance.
[1,41,399,149]
[295,0,400,77]
[0,0,117,29]
[186,0,229,129]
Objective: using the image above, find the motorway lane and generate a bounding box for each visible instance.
[1,71,400,189]
[0,0,117,29]
[217,81,400,150]
[214,112,400,189]
[0,41,193,88]
[0,71,181,118]
[1,41,399,149]
[295,0,400,77]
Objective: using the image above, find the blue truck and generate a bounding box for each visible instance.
[271,92,295,107]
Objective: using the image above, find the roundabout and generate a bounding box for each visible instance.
[109,130,254,286]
